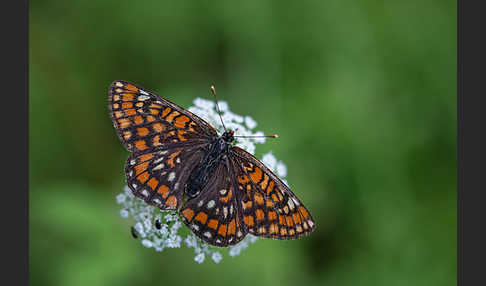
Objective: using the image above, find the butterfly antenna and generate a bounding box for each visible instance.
[233,134,279,139]
[210,85,227,131]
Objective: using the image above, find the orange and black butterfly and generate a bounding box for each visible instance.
[108,80,315,247]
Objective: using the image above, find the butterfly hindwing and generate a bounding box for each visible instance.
[179,159,248,246]
[125,142,207,210]
[231,146,316,239]
[109,80,217,153]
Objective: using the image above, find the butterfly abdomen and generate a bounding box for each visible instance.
[186,137,230,198]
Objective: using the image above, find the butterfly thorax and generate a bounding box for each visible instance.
[221,130,235,143]
[185,131,234,198]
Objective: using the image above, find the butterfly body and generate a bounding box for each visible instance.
[109,80,315,247]
[186,131,233,198]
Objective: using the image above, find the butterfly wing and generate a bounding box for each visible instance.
[231,146,316,239]
[179,159,248,246]
[108,80,218,152]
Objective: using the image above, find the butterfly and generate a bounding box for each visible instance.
[108,80,315,247]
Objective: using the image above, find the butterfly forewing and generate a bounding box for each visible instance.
[179,160,248,246]
[109,80,217,152]
[231,146,316,239]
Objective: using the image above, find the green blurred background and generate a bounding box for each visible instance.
[30,1,456,285]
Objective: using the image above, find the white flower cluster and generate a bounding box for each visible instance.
[116,97,289,263]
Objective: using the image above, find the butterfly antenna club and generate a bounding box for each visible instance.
[210,85,227,132]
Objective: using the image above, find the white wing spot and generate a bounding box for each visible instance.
[140,189,149,197]
[176,158,181,164]
[192,224,199,231]
[138,95,150,101]
[219,189,227,195]
[174,183,180,190]
[204,232,212,238]
[237,230,242,237]
[223,207,228,218]
[308,220,314,227]
[292,197,300,206]
[230,204,234,215]
[153,198,161,204]
[288,199,295,210]
[132,183,138,188]
[168,172,176,182]
[140,90,149,95]
[215,208,219,215]
[216,239,222,243]
[207,200,215,209]
[198,200,204,207]
[115,82,123,87]
[130,160,136,165]
[154,157,164,164]
[159,150,169,155]
[153,163,165,170]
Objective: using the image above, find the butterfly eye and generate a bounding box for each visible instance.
[130,226,139,239]
[155,219,162,230]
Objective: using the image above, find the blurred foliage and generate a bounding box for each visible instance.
[30,0,456,285]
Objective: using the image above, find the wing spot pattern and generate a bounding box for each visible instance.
[138,153,153,162]
[182,208,195,221]
[244,216,254,226]
[147,177,158,190]
[134,161,149,175]
[153,135,161,146]
[133,116,144,125]
[165,111,180,123]
[255,209,265,221]
[137,171,149,183]
[208,219,219,230]
[194,212,208,224]
[219,188,233,203]
[118,118,130,129]
[137,127,149,136]
[165,196,177,208]
[167,151,181,168]
[157,185,169,198]
[249,167,262,183]
[254,193,264,205]
[218,224,227,237]
[135,140,148,151]
[161,107,171,117]
[122,102,133,109]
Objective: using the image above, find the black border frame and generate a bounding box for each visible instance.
[4,0,29,285]
[459,0,486,285]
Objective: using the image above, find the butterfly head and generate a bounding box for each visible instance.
[221,130,235,143]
